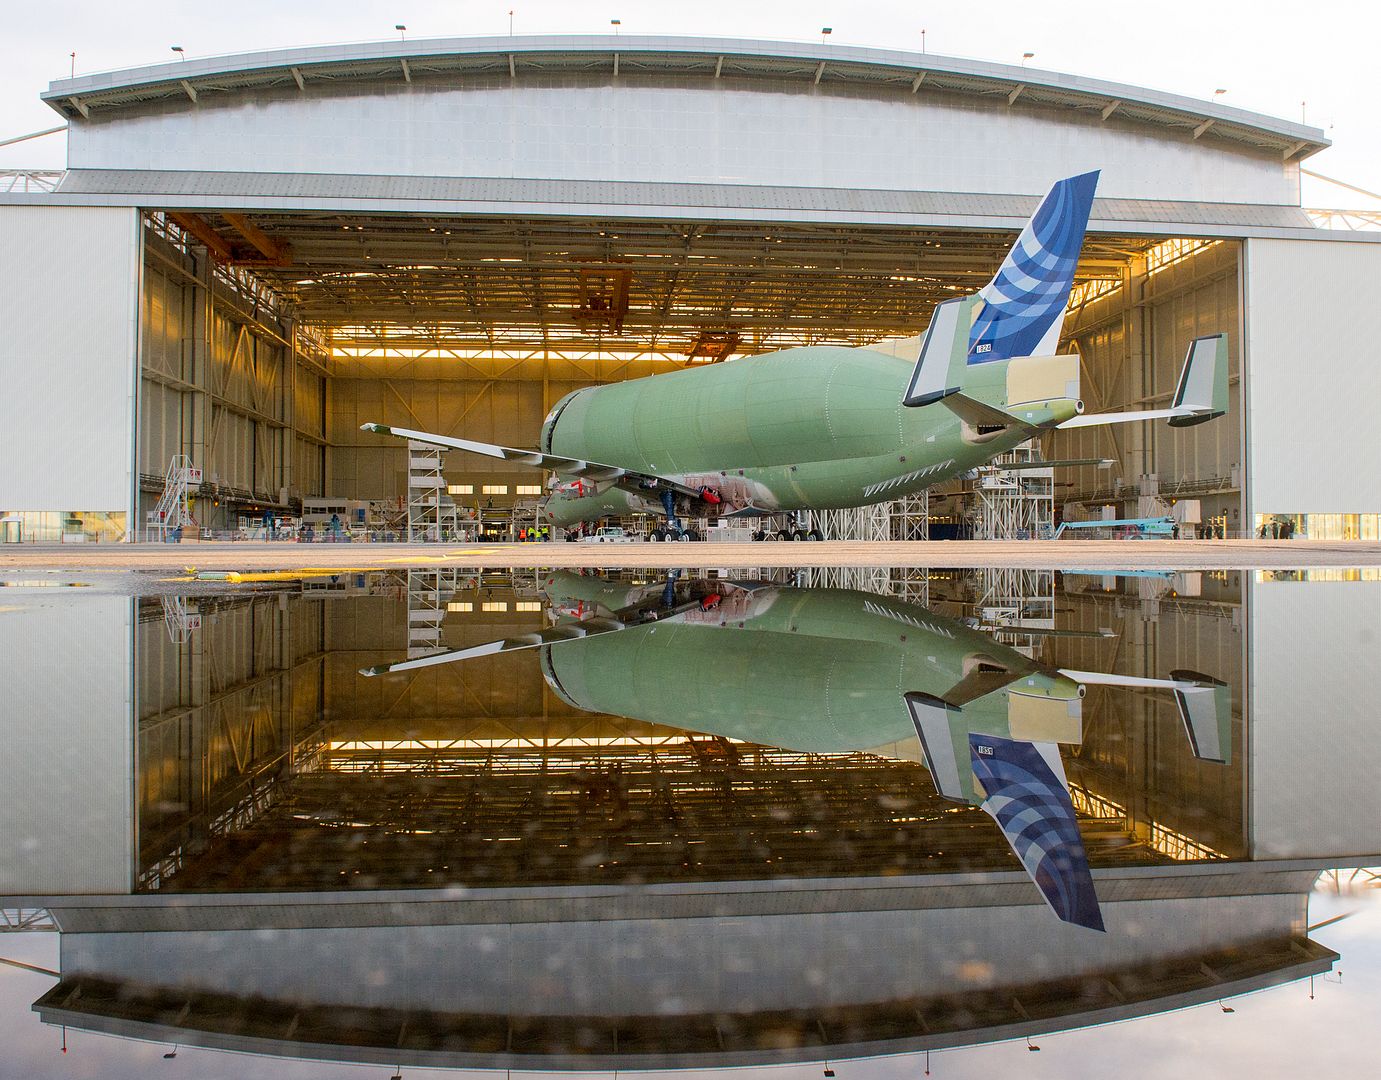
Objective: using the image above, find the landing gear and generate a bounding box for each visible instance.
[649,527,666,541]
[747,516,824,541]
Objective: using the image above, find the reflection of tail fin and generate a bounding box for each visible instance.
[969,734,1105,932]
[1170,669,1232,763]
[969,171,1100,364]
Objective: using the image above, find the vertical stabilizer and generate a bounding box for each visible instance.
[969,734,1105,931]
[968,171,1100,364]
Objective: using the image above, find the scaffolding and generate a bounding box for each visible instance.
[816,489,929,543]
[159,596,202,644]
[972,568,1055,652]
[406,568,464,658]
[145,455,200,542]
[406,442,460,542]
[967,440,1053,541]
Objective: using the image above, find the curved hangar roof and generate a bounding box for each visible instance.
[40,37,1327,228]
[44,35,1325,161]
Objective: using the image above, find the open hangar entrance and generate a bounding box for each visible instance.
[135,204,1240,540]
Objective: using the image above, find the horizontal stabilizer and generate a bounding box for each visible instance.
[1058,334,1228,429]
[1060,667,1232,765]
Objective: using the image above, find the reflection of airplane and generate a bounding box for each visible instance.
[363,573,1231,929]
[360,172,1228,538]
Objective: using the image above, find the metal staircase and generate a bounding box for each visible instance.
[407,442,460,542]
[146,455,200,542]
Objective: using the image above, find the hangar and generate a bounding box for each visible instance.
[0,35,1377,542]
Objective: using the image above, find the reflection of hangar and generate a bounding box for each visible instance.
[2,36,1379,540]
[2,571,1379,1068]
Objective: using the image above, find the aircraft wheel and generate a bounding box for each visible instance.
[677,531,692,542]
[684,529,702,541]
[808,528,824,541]
[649,528,664,541]
[791,529,808,541]
[775,530,792,541]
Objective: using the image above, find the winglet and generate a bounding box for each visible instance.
[906,691,974,803]
[360,422,393,435]
[1167,335,1229,427]
[1169,669,1232,763]
[903,295,979,407]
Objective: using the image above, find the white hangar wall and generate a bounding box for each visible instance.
[0,596,134,895]
[1249,579,1381,860]
[66,77,1295,206]
[1244,237,1381,518]
[0,205,140,524]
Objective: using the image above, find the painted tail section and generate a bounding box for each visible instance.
[969,170,1100,364]
[904,172,1098,426]
[969,734,1105,932]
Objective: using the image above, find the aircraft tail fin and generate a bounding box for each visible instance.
[969,170,1100,364]
[903,172,1098,425]
[970,734,1105,931]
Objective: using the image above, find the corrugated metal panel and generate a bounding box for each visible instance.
[56,169,1318,231]
[1245,237,1381,512]
[0,205,140,514]
[0,596,133,895]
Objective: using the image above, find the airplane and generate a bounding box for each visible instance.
[360,572,1233,929]
[360,170,1230,540]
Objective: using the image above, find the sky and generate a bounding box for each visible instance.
[2,0,1381,208]
[1,889,1378,1079]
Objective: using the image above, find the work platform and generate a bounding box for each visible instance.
[2,539,1380,572]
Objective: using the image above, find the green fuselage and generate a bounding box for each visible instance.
[541,580,1080,757]
[539,346,1073,526]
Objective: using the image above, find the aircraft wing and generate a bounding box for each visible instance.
[360,580,714,677]
[359,423,704,497]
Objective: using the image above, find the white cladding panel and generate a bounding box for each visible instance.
[66,81,1294,205]
[0,206,140,512]
[0,596,133,894]
[1245,237,1381,514]
[1250,580,1381,859]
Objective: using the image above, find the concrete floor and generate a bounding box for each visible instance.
[2,539,1380,571]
